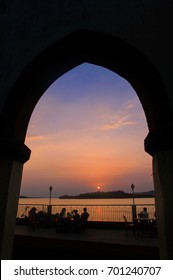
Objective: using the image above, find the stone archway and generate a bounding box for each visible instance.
[1,30,173,259]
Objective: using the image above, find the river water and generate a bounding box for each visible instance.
[19,197,155,205]
[18,197,155,222]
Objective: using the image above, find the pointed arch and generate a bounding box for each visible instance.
[0,30,172,160]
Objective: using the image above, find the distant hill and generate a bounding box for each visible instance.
[59,189,155,199]
[136,190,155,197]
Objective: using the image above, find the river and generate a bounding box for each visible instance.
[18,197,155,222]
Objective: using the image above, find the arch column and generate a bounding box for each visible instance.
[145,129,173,259]
[152,149,173,259]
[0,139,30,259]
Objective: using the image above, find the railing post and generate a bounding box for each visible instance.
[132,204,137,222]
[47,205,52,215]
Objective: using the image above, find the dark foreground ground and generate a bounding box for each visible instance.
[12,224,159,260]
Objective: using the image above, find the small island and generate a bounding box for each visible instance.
[59,190,155,199]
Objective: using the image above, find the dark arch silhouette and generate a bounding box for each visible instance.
[0,29,172,159]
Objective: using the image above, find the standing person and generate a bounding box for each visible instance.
[80,207,89,230]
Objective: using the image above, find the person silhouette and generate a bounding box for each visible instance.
[56,208,67,233]
[138,207,148,218]
[80,207,89,230]
[71,209,81,232]
[28,207,39,231]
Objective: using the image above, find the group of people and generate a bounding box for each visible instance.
[27,206,89,233]
[56,207,89,233]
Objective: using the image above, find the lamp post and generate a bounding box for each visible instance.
[131,183,135,205]
[48,186,53,215]
[130,183,136,222]
[49,186,53,206]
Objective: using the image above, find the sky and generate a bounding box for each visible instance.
[20,63,153,197]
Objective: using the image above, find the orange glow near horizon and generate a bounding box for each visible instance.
[21,63,153,197]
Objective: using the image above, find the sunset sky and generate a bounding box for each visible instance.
[20,63,153,197]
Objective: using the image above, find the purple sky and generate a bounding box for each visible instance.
[20,63,153,197]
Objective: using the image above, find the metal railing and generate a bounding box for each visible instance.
[17,203,155,222]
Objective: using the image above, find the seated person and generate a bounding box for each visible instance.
[28,207,39,231]
[71,209,81,232]
[56,208,69,233]
[138,207,148,219]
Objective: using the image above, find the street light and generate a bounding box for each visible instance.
[130,183,137,222]
[131,183,135,205]
[49,186,53,206]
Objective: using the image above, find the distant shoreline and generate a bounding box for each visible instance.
[19,190,155,199]
[59,190,155,199]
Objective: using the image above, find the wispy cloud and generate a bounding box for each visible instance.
[21,63,152,196]
[127,103,135,109]
[96,114,137,131]
[26,135,44,141]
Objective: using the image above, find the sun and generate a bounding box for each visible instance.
[97,186,101,190]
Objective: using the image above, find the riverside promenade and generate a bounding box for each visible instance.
[13,224,159,260]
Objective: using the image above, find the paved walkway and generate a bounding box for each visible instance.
[15,224,158,247]
[13,223,160,259]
